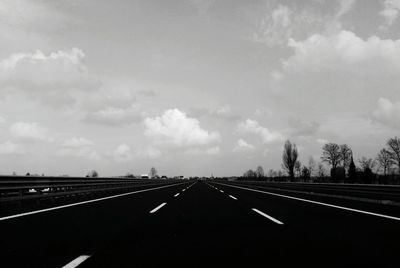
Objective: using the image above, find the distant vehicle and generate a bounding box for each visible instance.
[141,174,149,179]
[161,175,168,179]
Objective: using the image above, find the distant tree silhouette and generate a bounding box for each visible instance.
[317,162,326,178]
[243,169,257,179]
[348,155,356,183]
[358,157,376,172]
[282,140,299,181]
[340,144,352,170]
[294,161,302,178]
[87,170,98,178]
[256,166,264,179]
[321,143,341,169]
[150,167,158,178]
[376,148,394,176]
[301,166,311,181]
[386,137,400,174]
[308,157,316,177]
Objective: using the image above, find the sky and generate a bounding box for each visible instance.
[0,0,399,177]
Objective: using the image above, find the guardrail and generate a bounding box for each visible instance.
[0,175,181,207]
[214,180,400,205]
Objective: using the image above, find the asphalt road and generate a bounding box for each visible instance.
[1,180,400,267]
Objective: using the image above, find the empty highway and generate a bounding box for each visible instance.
[1,180,400,267]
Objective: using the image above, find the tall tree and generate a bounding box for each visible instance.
[317,162,325,177]
[387,137,400,174]
[150,167,158,178]
[358,157,376,171]
[282,140,299,181]
[321,143,342,169]
[256,166,264,178]
[340,144,352,170]
[376,148,394,176]
[308,156,316,177]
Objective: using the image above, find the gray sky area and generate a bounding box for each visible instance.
[0,0,399,177]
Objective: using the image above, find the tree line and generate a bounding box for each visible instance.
[242,136,400,184]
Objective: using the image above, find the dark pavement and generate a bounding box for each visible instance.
[1,180,400,267]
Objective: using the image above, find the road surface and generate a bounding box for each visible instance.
[1,180,399,267]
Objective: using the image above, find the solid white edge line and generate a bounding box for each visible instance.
[220,190,224,193]
[229,195,237,200]
[174,193,180,197]
[215,182,400,222]
[149,202,167,213]
[62,255,91,268]
[0,183,187,222]
[252,208,284,225]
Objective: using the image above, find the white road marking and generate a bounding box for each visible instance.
[150,202,167,213]
[215,182,400,222]
[62,255,91,268]
[220,190,224,193]
[174,193,180,197]
[0,183,186,222]
[182,189,186,192]
[229,195,237,200]
[252,208,284,225]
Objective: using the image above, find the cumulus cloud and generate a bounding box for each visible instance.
[289,118,320,137]
[84,104,144,126]
[144,109,220,147]
[62,137,94,148]
[10,122,49,141]
[233,139,256,152]
[237,119,283,144]
[59,136,100,160]
[186,146,220,155]
[111,144,133,162]
[380,0,400,26]
[253,5,292,46]
[372,98,400,129]
[285,30,400,74]
[0,48,99,106]
[0,141,26,155]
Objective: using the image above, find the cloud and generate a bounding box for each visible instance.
[0,116,6,124]
[0,48,99,106]
[185,146,220,155]
[380,0,400,26]
[10,122,49,141]
[316,138,329,145]
[59,136,100,160]
[289,118,320,137]
[253,5,292,47]
[62,137,94,148]
[144,109,220,147]
[237,119,283,143]
[84,104,144,126]
[372,97,400,129]
[0,141,26,155]
[111,144,133,162]
[233,139,256,152]
[285,30,400,74]
[190,105,241,121]
[140,146,162,159]
[335,0,356,18]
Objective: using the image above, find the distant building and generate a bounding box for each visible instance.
[141,174,149,179]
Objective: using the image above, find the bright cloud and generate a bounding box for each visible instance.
[10,122,49,141]
[0,48,98,105]
[144,109,220,147]
[285,30,400,73]
[111,144,133,162]
[237,119,283,144]
[372,97,400,129]
[233,139,256,152]
[380,0,400,26]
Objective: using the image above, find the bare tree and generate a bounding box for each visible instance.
[295,161,302,178]
[387,137,400,174]
[376,148,394,176]
[317,162,325,177]
[150,167,158,178]
[282,140,299,181]
[321,143,341,169]
[243,169,257,179]
[87,170,98,178]
[358,157,376,172]
[308,157,316,177]
[340,144,352,169]
[256,166,264,178]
